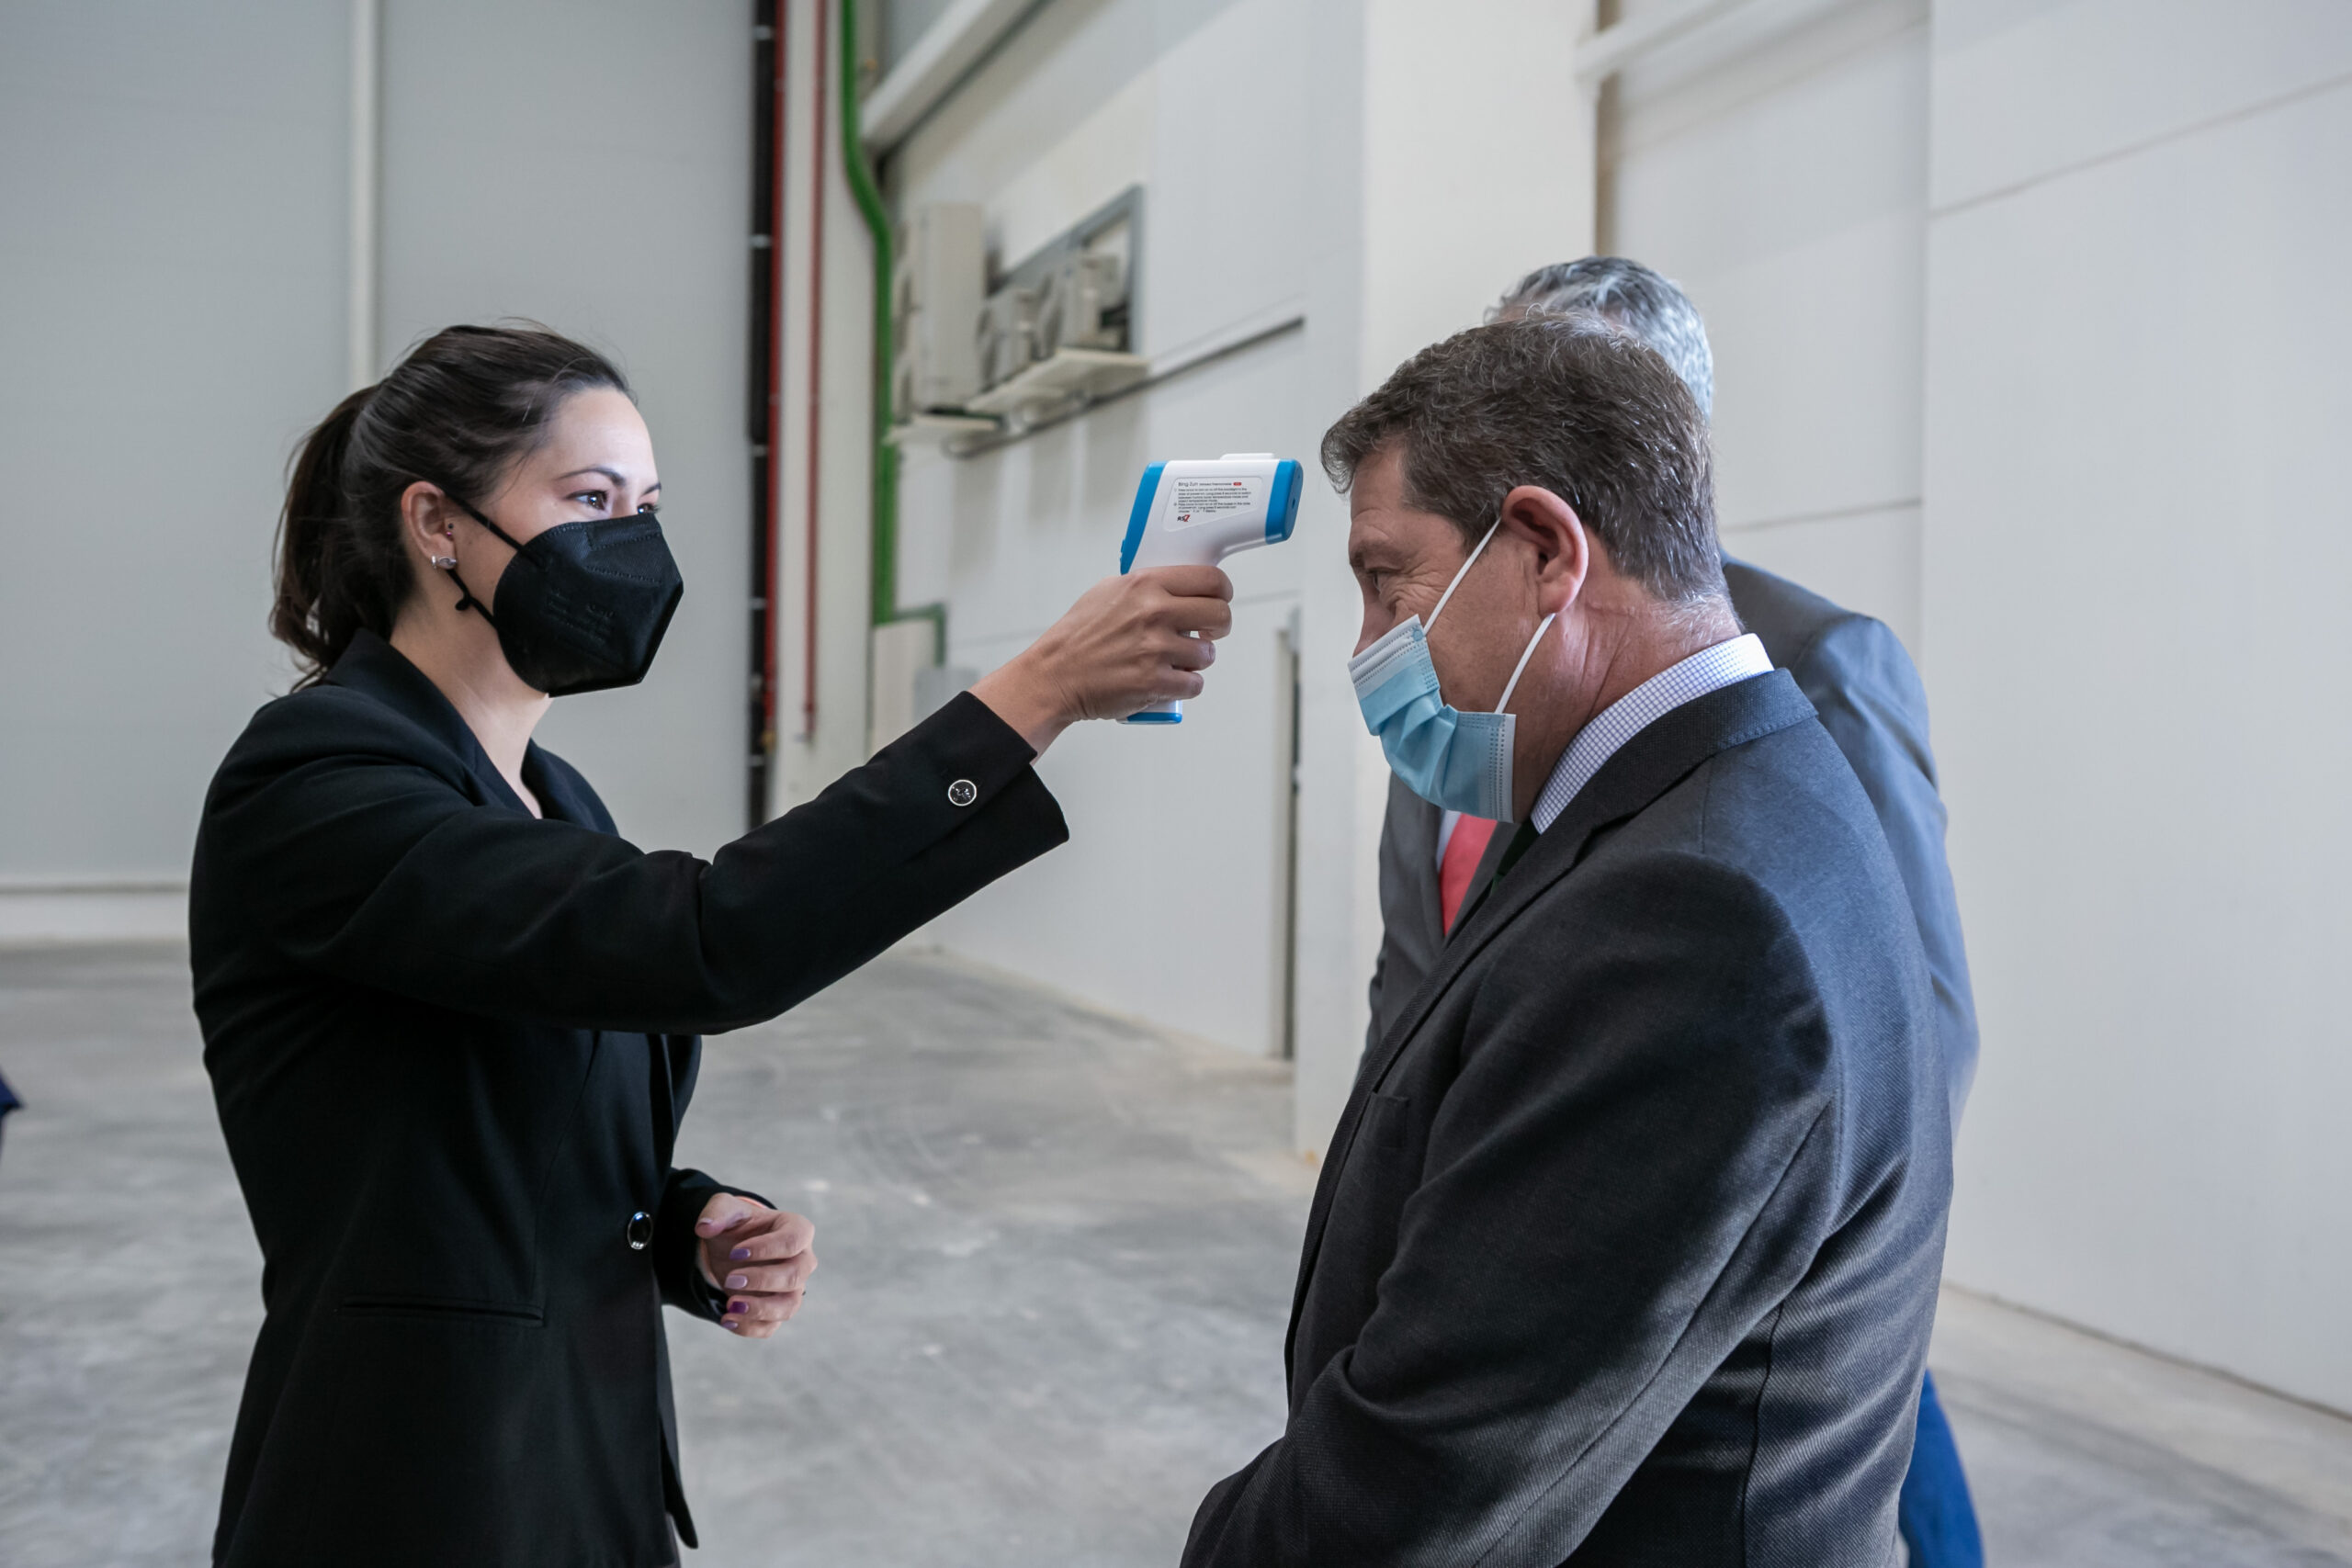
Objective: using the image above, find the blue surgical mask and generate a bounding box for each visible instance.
[1349,521,1556,820]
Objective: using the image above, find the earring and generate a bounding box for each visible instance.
[431,555,458,570]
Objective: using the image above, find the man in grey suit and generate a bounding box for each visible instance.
[1188,313,1950,1565]
[1364,257,1983,1564]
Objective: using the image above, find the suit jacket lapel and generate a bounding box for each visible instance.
[1405,789,1446,953]
[1464,818,1513,922]
[1284,671,1816,1380]
[1445,819,1529,940]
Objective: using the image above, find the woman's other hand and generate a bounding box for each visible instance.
[970,565,1235,754]
[693,1192,816,1339]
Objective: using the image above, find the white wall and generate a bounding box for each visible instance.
[1925,0,2352,1412]
[1301,0,1594,1150]
[0,1,350,938]
[869,0,1590,1151]
[379,0,755,858]
[1595,0,2352,1412]
[1605,0,1929,652]
[0,1,762,945]
[888,0,1316,1059]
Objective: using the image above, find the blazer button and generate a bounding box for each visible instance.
[626,1211,653,1251]
[947,778,978,807]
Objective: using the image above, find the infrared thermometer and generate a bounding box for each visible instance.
[1117,454,1304,723]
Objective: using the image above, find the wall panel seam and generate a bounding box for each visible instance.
[1931,68,2352,223]
[1723,497,1920,533]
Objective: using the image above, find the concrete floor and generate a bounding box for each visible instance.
[1,943,2346,1566]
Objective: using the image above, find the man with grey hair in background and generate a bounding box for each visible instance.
[1363,256,1983,1566]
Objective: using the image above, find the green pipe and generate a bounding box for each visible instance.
[840,0,946,663]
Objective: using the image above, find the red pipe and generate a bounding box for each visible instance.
[802,0,830,738]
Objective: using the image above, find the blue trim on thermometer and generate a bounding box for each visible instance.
[1267,459,1302,543]
[1120,462,1165,574]
[1123,707,1183,723]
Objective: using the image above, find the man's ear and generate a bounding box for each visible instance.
[1500,484,1589,617]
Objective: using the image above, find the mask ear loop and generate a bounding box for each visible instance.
[1426,516,1555,714]
[1425,520,1503,635]
[1493,612,1558,715]
[439,492,526,624]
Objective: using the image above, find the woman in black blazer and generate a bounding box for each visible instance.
[191,324,1231,1567]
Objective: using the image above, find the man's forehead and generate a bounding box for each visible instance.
[1350,482,1463,570]
[1346,501,1412,566]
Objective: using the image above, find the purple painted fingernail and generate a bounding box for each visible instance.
[726,1299,747,1315]
[725,1273,749,1290]
[729,1247,750,1261]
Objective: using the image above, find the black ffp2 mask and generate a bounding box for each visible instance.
[444,496,684,696]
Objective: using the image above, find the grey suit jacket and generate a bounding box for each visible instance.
[1189,671,1951,1565]
[1366,557,1978,1120]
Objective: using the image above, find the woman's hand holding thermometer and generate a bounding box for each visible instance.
[966,454,1295,750]
[969,564,1234,754]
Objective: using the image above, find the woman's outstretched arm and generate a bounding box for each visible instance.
[196,566,1232,1034]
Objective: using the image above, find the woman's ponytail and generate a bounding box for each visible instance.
[272,386,380,682]
[266,323,630,685]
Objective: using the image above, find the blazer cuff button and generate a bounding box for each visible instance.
[947,779,978,807]
[626,1210,653,1251]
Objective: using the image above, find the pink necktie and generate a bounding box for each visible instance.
[1440,816,1499,933]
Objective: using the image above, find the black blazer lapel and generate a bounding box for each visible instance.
[522,748,603,829]
[324,630,529,814]
[1285,671,1816,1379]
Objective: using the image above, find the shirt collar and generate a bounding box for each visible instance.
[1528,633,1773,832]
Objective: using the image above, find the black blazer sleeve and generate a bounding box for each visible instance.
[1783,616,1979,1116]
[1185,852,1844,1567]
[200,691,1067,1035]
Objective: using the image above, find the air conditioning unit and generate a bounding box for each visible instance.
[1034,250,1127,359]
[976,285,1041,390]
[891,203,985,417]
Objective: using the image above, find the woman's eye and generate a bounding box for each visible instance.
[636,502,661,516]
[570,490,609,511]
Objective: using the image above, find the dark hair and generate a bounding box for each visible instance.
[1494,254,1714,420]
[1320,314,1724,605]
[272,323,632,682]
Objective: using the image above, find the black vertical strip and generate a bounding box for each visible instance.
[747,0,780,832]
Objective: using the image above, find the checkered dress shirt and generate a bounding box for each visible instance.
[1529,633,1773,833]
